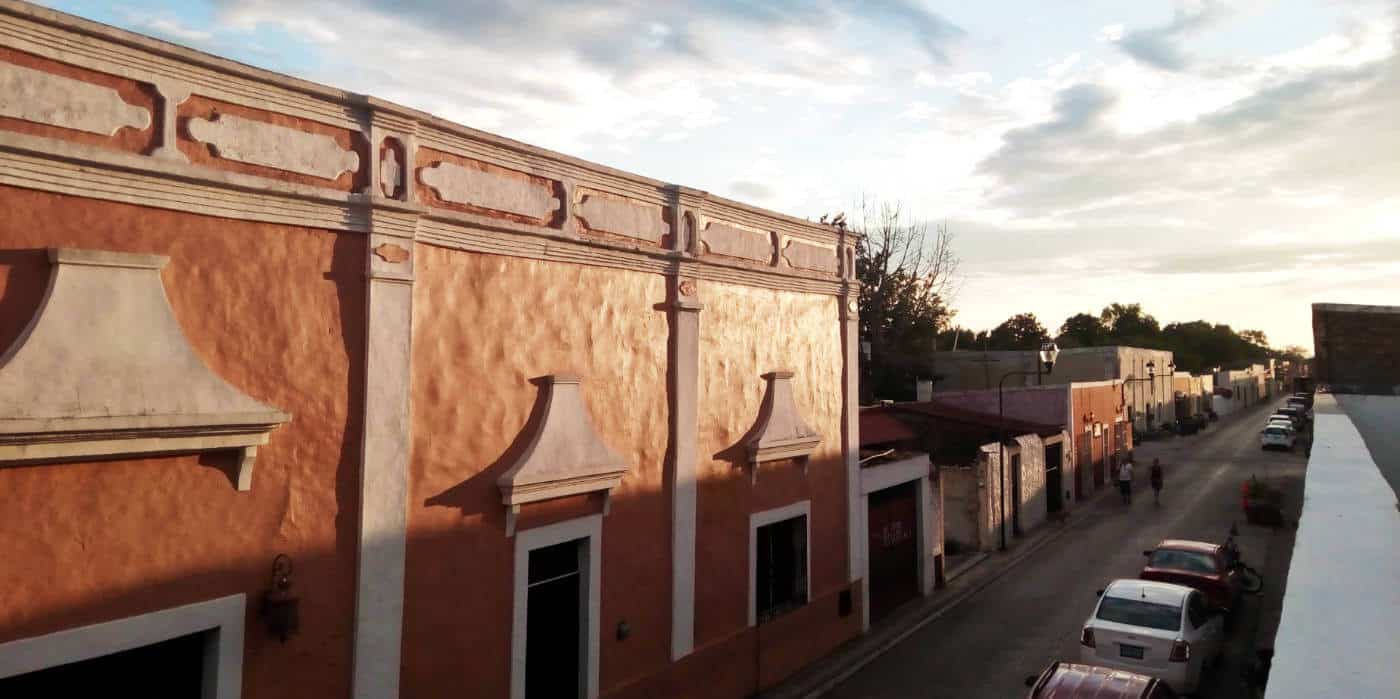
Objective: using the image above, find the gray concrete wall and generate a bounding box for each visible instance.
[940,466,982,553]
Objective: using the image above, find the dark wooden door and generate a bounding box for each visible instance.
[1077,434,1092,496]
[1045,442,1063,513]
[526,539,584,699]
[867,481,919,622]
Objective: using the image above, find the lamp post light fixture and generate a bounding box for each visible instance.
[261,554,300,642]
[996,342,1059,551]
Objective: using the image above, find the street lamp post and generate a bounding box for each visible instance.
[998,342,1059,551]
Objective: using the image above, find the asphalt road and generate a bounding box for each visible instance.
[827,400,1306,699]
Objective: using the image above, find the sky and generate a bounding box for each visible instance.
[39,0,1400,353]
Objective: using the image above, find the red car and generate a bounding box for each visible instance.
[1025,662,1179,698]
[1140,539,1242,617]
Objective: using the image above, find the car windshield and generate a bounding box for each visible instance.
[1096,596,1182,631]
[1149,549,1218,573]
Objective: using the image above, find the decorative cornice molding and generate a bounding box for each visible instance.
[742,371,822,481]
[496,375,628,536]
[0,248,291,487]
[0,0,860,297]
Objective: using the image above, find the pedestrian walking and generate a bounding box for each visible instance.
[1118,454,1134,504]
[1150,458,1164,505]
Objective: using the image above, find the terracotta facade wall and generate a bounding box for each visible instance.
[0,186,363,698]
[402,245,671,697]
[1069,383,1132,490]
[691,281,855,691]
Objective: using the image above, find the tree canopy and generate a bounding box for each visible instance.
[854,198,960,400]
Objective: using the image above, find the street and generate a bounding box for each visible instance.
[828,400,1307,698]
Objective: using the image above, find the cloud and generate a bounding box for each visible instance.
[1118,0,1227,71]
[729,180,775,201]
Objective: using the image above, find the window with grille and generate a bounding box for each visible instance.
[755,515,808,622]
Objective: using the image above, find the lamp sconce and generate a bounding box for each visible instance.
[616,620,631,641]
[261,554,300,643]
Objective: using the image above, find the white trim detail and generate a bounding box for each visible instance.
[859,454,930,495]
[0,248,290,484]
[0,61,150,135]
[512,514,603,699]
[0,594,245,699]
[497,375,628,536]
[664,274,701,661]
[743,371,822,476]
[748,500,812,628]
[859,454,934,631]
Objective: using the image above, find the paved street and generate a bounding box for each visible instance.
[828,400,1307,699]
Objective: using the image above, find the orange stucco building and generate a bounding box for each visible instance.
[0,2,869,697]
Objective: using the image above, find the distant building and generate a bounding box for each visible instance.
[931,346,1176,432]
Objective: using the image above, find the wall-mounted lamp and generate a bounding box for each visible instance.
[261,554,300,642]
[616,620,631,641]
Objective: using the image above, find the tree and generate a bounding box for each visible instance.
[1100,303,1160,344]
[854,198,960,400]
[987,313,1049,350]
[1239,329,1268,347]
[1057,313,1106,348]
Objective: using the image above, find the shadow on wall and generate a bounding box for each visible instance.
[423,376,554,520]
[0,249,50,356]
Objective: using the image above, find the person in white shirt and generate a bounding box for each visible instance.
[1118,456,1135,504]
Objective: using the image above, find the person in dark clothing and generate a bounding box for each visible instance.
[1150,458,1164,505]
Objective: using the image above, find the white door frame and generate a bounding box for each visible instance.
[859,454,933,632]
[0,594,245,699]
[511,513,602,699]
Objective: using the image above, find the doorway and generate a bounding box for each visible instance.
[0,631,205,695]
[867,481,919,622]
[525,538,586,699]
[1078,433,1093,495]
[1045,442,1063,513]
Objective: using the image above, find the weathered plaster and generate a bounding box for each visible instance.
[418,159,560,220]
[0,61,149,135]
[700,220,775,263]
[575,188,668,244]
[188,112,360,180]
[0,186,363,699]
[403,247,668,698]
[695,280,845,645]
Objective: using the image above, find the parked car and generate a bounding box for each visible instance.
[1291,392,1313,409]
[1025,661,1179,698]
[1080,579,1224,695]
[1140,540,1243,619]
[1260,425,1296,451]
[1268,411,1302,430]
[1264,418,1296,435]
[1275,406,1308,425]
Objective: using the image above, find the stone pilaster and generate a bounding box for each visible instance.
[664,192,704,659]
[353,168,419,697]
[835,222,866,631]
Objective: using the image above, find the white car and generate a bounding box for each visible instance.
[1265,418,1296,434]
[1260,425,1296,450]
[1080,579,1225,694]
